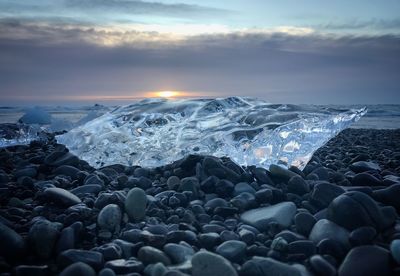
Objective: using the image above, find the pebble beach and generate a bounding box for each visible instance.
[0,128,400,275]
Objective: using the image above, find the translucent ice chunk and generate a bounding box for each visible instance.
[56,97,366,169]
[0,124,48,147]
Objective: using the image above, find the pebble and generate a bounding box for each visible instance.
[58,249,104,270]
[59,262,96,276]
[310,182,345,208]
[349,226,376,246]
[104,259,144,274]
[350,161,381,173]
[352,172,382,186]
[97,204,122,233]
[44,187,81,207]
[29,219,60,259]
[191,250,238,276]
[0,222,25,259]
[294,212,316,236]
[125,187,147,221]
[269,164,298,180]
[215,240,247,263]
[309,255,336,276]
[339,245,390,276]
[164,243,194,264]
[15,265,49,276]
[240,202,297,231]
[138,246,171,265]
[309,219,350,249]
[390,239,400,265]
[287,176,309,195]
[241,256,301,276]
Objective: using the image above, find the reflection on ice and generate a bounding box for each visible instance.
[57,97,367,169]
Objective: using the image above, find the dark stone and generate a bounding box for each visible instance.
[269,164,298,181]
[137,246,171,265]
[58,249,104,270]
[192,250,238,276]
[339,245,390,276]
[94,243,122,261]
[70,184,103,196]
[164,243,194,264]
[59,262,96,276]
[15,265,49,276]
[105,259,144,274]
[309,255,336,276]
[179,177,199,198]
[310,182,345,208]
[44,187,81,207]
[349,227,376,246]
[29,219,60,259]
[53,165,80,179]
[198,232,221,249]
[352,173,382,186]
[294,212,316,236]
[240,256,301,276]
[56,226,75,254]
[287,176,309,195]
[288,240,316,257]
[0,222,26,260]
[372,184,400,212]
[350,161,380,173]
[45,151,79,167]
[215,240,247,263]
[327,191,392,231]
[309,219,350,250]
[215,179,234,197]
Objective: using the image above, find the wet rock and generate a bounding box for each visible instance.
[191,250,237,276]
[350,161,380,173]
[0,222,25,260]
[294,212,316,237]
[43,187,81,207]
[29,219,60,259]
[339,245,390,276]
[164,243,194,264]
[138,246,171,265]
[105,258,144,274]
[310,182,345,208]
[59,262,96,276]
[287,176,309,195]
[240,202,297,231]
[309,219,350,250]
[125,187,147,221]
[97,204,121,233]
[215,240,247,263]
[241,256,301,276]
[309,255,336,276]
[58,249,104,270]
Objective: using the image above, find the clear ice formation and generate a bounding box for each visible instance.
[0,124,47,148]
[56,97,367,169]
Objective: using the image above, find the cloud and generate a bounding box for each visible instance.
[0,20,399,104]
[318,18,400,31]
[64,0,231,18]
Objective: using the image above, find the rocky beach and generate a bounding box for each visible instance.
[0,127,400,275]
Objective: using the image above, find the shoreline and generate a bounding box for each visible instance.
[0,128,399,275]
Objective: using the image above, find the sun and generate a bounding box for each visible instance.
[156,91,179,98]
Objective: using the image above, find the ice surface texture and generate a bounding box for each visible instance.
[57,97,366,169]
[0,124,47,147]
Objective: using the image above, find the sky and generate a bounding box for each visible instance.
[0,0,399,105]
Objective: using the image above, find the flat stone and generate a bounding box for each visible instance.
[339,245,390,276]
[44,187,81,207]
[234,182,256,195]
[71,184,103,195]
[53,165,80,179]
[215,240,247,263]
[58,249,104,270]
[350,161,381,173]
[309,219,350,249]
[191,250,237,276]
[125,187,147,221]
[241,256,301,276]
[240,202,297,231]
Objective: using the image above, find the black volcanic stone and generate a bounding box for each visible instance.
[215,240,247,263]
[287,176,309,195]
[215,179,234,197]
[310,182,345,208]
[349,226,376,246]
[339,245,391,276]
[43,187,81,207]
[58,249,104,270]
[294,212,316,237]
[105,259,144,274]
[327,191,393,231]
[15,265,49,276]
[352,173,382,186]
[309,255,336,276]
[0,222,26,260]
[372,184,400,211]
[59,262,96,276]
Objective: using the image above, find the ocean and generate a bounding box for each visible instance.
[0,103,399,129]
